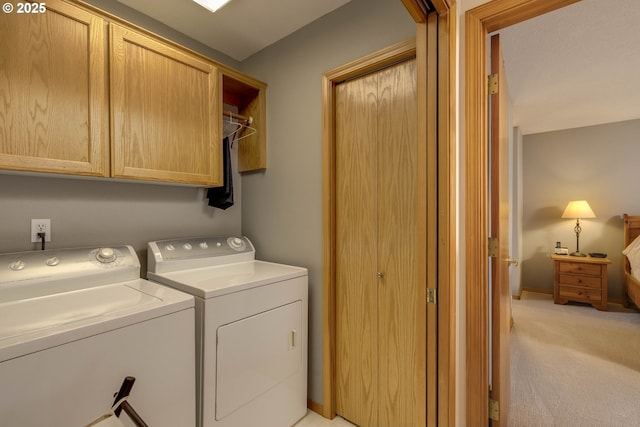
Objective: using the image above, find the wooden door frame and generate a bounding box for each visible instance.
[321,1,456,425]
[464,0,580,425]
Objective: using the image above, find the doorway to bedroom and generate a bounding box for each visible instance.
[465,0,640,425]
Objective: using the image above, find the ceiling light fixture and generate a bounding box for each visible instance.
[192,0,232,13]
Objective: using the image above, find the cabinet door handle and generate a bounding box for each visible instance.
[507,258,518,267]
[377,272,384,279]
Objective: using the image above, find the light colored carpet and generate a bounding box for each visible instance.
[510,291,640,426]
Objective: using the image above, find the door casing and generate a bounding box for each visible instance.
[464,0,580,425]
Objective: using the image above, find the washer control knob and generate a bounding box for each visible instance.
[96,247,117,263]
[166,244,175,251]
[9,260,25,271]
[183,243,192,250]
[200,242,208,249]
[46,256,60,266]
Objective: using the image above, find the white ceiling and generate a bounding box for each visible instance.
[116,0,351,61]
[499,0,640,135]
[117,0,640,136]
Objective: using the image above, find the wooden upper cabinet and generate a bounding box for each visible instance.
[109,23,221,186]
[0,0,264,185]
[0,0,107,176]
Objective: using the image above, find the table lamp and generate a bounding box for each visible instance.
[561,200,596,257]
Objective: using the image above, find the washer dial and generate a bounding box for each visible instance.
[9,259,25,271]
[46,256,60,266]
[96,247,117,263]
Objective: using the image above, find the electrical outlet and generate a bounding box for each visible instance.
[31,219,51,243]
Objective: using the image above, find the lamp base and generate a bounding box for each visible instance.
[570,251,587,257]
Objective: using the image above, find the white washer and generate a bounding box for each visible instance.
[0,246,196,427]
[147,236,308,427]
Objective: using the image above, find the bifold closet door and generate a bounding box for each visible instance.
[335,58,420,427]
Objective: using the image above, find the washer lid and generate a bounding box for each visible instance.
[147,260,308,299]
[0,278,193,362]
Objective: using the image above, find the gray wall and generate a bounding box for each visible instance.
[0,171,242,273]
[239,0,415,405]
[522,119,640,299]
[510,126,524,296]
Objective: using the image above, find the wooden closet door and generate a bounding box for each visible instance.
[335,58,420,427]
[377,59,420,427]
[335,70,379,427]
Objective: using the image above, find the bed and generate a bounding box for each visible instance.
[622,214,640,308]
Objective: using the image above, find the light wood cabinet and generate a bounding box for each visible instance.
[0,0,267,185]
[0,0,107,176]
[552,254,611,311]
[109,24,221,185]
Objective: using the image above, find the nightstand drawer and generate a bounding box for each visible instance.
[558,285,602,302]
[558,262,601,276]
[558,273,601,288]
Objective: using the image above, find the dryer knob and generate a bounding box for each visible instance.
[227,237,246,251]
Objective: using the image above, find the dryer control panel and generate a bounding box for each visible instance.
[147,236,256,274]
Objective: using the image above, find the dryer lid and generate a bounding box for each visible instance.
[148,260,307,299]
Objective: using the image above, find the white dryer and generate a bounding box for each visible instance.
[147,236,308,427]
[0,246,196,427]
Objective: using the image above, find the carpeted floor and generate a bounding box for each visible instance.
[510,291,640,426]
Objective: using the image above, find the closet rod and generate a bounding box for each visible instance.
[223,110,251,123]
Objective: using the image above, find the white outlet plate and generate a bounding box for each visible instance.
[31,219,51,243]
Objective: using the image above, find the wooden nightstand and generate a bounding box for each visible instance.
[551,254,611,311]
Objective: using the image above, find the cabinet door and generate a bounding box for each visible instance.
[109,24,221,185]
[0,0,107,176]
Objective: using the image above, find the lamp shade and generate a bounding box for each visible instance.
[561,200,596,219]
